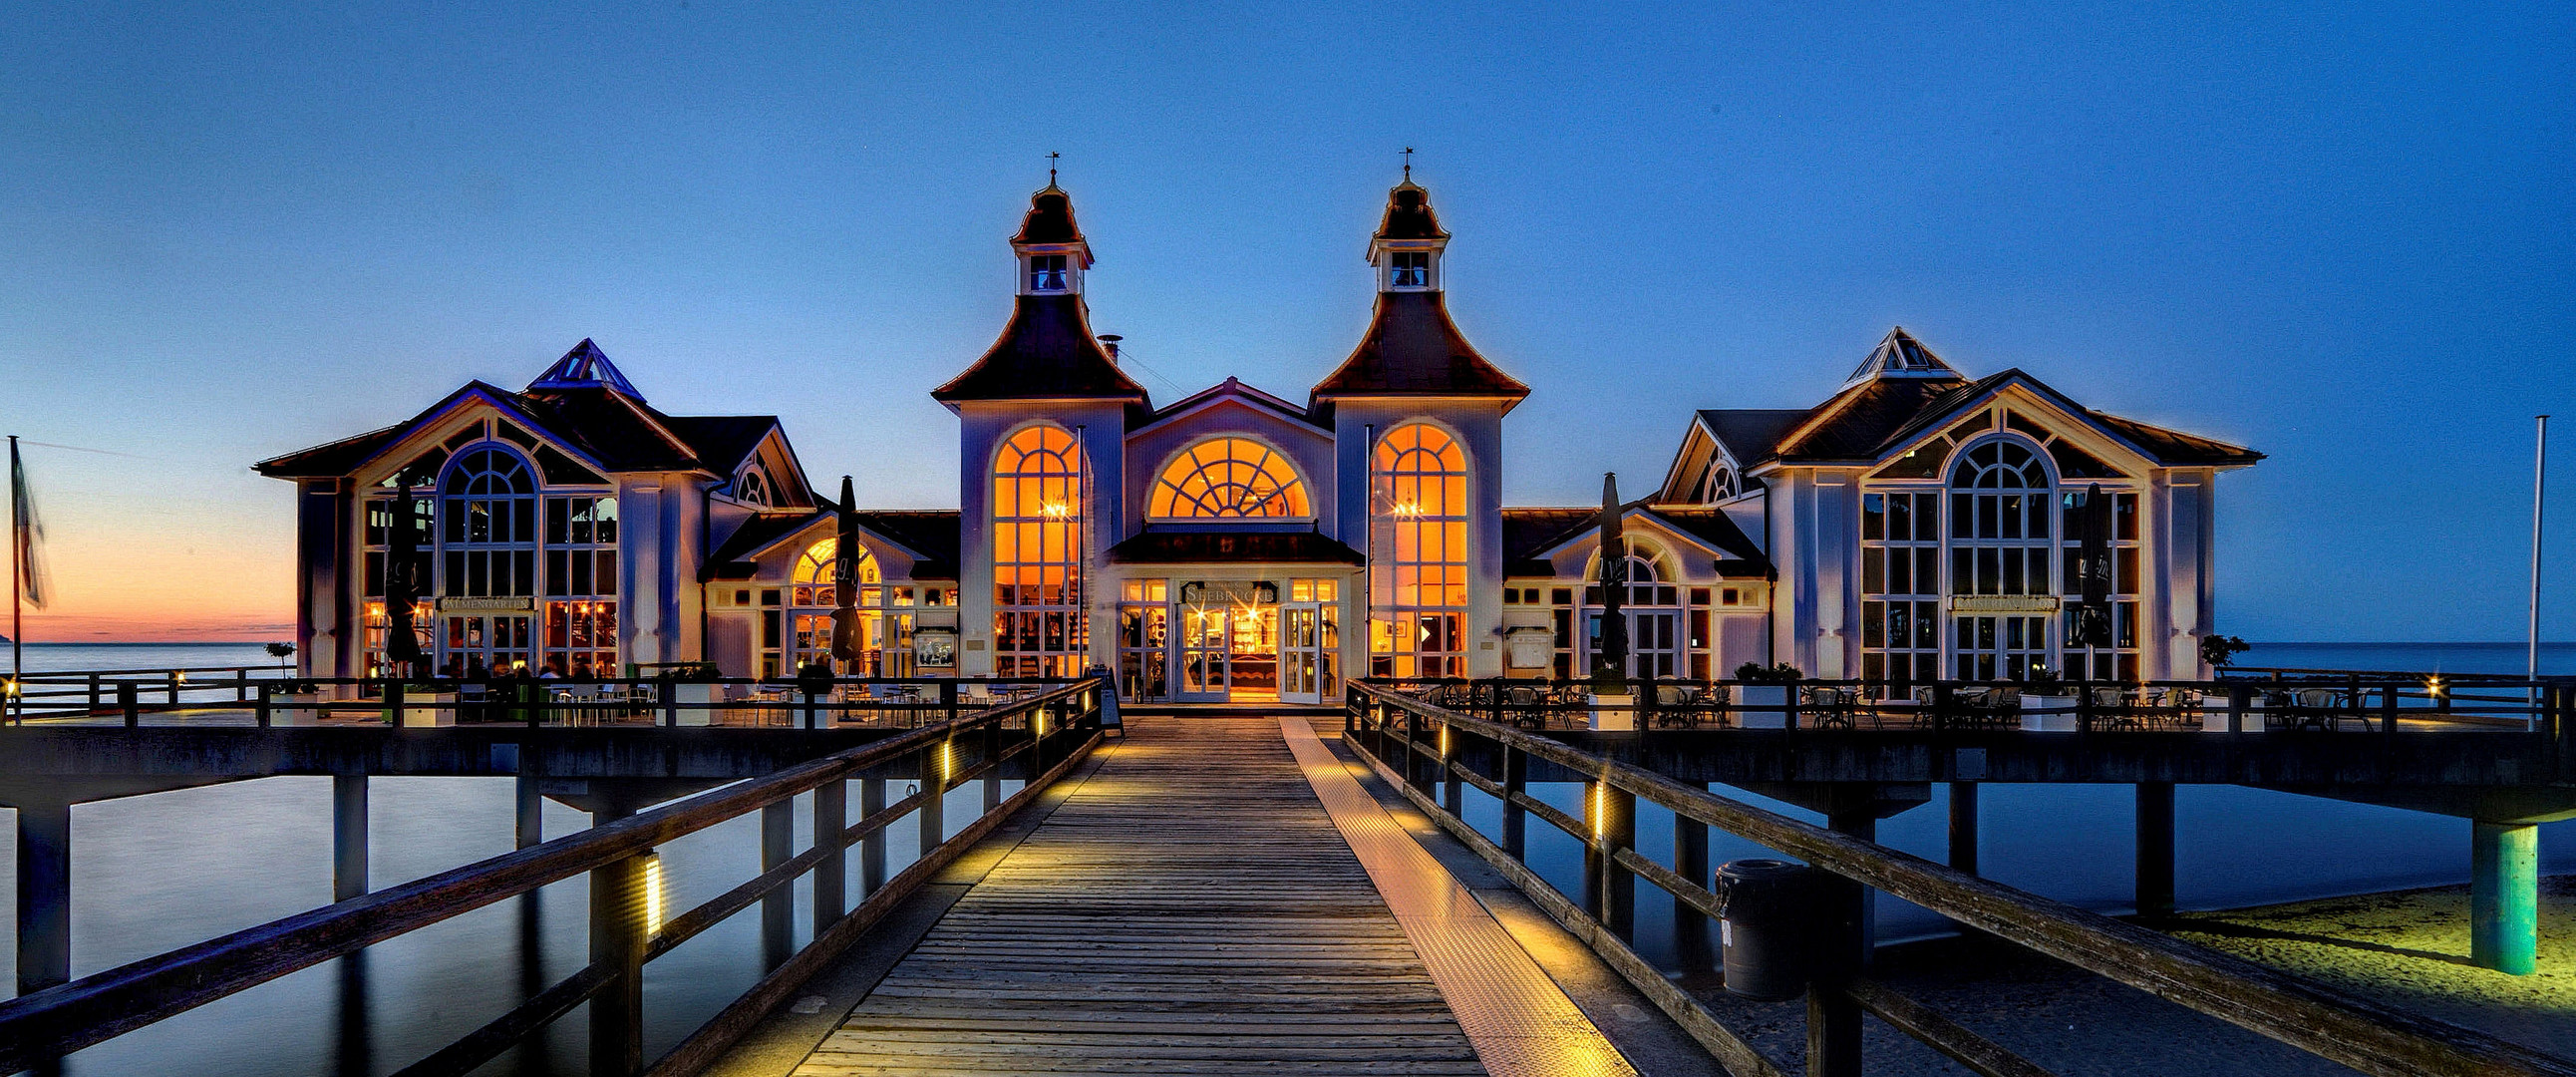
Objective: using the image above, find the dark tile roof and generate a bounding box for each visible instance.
[1136,377,1324,432]
[663,415,780,474]
[704,511,824,579]
[1013,186,1083,245]
[1106,529,1365,565]
[256,372,787,482]
[1643,507,1770,567]
[2089,413,2264,466]
[931,293,1149,405]
[1502,506,1773,578]
[253,423,409,478]
[1310,291,1529,404]
[1374,180,1446,241]
[1695,409,1809,467]
[852,511,962,578]
[1699,366,2260,470]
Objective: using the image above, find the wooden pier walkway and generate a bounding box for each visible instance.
[792,715,1632,1076]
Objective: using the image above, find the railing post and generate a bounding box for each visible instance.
[386,680,405,727]
[1674,800,1712,972]
[943,680,960,727]
[255,682,273,728]
[983,713,1003,813]
[1932,681,1952,734]
[816,778,847,932]
[662,680,677,728]
[919,739,948,855]
[235,668,248,703]
[120,682,139,728]
[1501,741,1527,861]
[166,670,179,708]
[2227,684,2249,738]
[88,673,100,714]
[861,778,888,895]
[1439,720,1461,815]
[762,800,794,969]
[1603,781,1635,940]
[803,685,820,730]
[589,849,648,1077]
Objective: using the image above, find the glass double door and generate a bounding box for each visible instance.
[1279,602,1339,705]
[441,614,533,677]
[1178,601,1279,702]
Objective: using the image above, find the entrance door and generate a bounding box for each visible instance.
[1177,604,1229,702]
[1953,614,2049,681]
[443,614,534,677]
[1280,602,1340,705]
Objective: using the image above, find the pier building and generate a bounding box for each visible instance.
[255,176,2258,700]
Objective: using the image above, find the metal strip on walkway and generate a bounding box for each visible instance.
[1281,718,1640,1077]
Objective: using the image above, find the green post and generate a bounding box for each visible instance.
[2470,821,2538,975]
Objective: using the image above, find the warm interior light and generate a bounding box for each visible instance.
[1040,502,1071,519]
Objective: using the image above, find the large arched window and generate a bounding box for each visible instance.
[1369,424,1469,678]
[786,538,885,674]
[1947,437,2053,680]
[1148,438,1310,519]
[992,425,1087,677]
[437,447,539,676]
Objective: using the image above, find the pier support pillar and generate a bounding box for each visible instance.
[1948,782,1979,876]
[16,798,71,996]
[333,774,368,901]
[815,779,846,932]
[2136,783,2176,918]
[860,779,887,895]
[762,800,794,970]
[2471,820,2538,975]
[1674,785,1713,973]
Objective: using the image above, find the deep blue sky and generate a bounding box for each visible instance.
[1,2,2568,640]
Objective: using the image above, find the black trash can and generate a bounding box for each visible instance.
[1718,859,1817,999]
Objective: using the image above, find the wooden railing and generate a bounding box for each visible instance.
[1344,680,2576,1077]
[0,677,1109,1076]
[1370,674,2576,741]
[1,672,1087,728]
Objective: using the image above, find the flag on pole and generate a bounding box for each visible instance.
[11,438,47,611]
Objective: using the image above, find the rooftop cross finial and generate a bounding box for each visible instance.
[1048,151,1060,185]
[1401,147,1414,181]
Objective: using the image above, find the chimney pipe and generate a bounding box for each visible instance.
[1097,334,1122,363]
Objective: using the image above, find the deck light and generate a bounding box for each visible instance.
[640,851,667,933]
[2426,675,2444,697]
[1590,784,1605,841]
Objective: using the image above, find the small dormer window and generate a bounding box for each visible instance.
[1389,251,1430,289]
[735,469,771,507]
[1028,254,1069,292]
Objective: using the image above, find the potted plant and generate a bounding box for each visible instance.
[2198,634,2254,731]
[1734,662,1801,729]
[2019,665,2080,732]
[657,662,724,726]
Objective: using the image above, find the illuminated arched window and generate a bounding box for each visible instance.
[435,446,539,677]
[993,425,1088,677]
[1947,437,2055,681]
[1148,438,1310,519]
[786,538,882,673]
[1369,424,1468,678]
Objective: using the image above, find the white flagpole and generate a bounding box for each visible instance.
[2531,415,2550,687]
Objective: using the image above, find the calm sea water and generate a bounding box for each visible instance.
[0,641,2567,1074]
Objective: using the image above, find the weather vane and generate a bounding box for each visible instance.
[1401,147,1414,181]
[1048,151,1060,185]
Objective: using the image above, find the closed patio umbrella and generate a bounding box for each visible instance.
[829,476,863,670]
[384,481,428,676]
[1590,472,1629,688]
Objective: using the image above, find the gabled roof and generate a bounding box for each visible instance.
[1309,291,1529,405]
[528,338,645,399]
[1130,377,1326,435]
[1501,505,1772,579]
[1696,344,2261,471]
[703,509,962,581]
[256,342,790,482]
